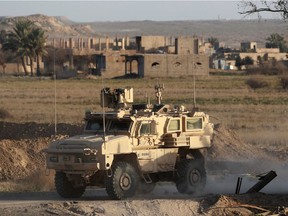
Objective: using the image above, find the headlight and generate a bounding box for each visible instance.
[83,148,98,155]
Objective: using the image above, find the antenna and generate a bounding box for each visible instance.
[193,64,196,108]
[146,92,151,107]
[53,46,57,137]
[155,83,164,105]
[192,53,196,108]
[101,78,106,143]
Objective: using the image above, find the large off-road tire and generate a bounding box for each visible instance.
[176,159,206,195]
[105,161,139,200]
[55,172,86,198]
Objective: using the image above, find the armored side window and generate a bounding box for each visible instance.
[167,118,181,132]
[186,117,203,131]
[140,123,151,135]
[138,121,157,136]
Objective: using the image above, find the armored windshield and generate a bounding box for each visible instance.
[108,119,132,132]
[85,119,104,132]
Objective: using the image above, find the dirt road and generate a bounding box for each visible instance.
[1,186,288,216]
[1,123,288,215]
[0,187,205,216]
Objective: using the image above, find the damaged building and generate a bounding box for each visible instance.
[44,35,209,78]
[122,36,209,77]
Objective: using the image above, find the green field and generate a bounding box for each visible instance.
[1,74,287,150]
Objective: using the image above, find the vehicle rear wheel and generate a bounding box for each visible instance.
[176,159,206,194]
[55,172,86,198]
[105,162,139,200]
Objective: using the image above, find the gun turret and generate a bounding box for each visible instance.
[101,87,133,110]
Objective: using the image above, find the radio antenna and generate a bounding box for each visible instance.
[101,78,106,143]
[155,80,164,105]
[192,54,197,108]
[53,46,57,137]
[193,65,196,108]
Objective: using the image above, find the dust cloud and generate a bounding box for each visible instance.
[205,159,288,195]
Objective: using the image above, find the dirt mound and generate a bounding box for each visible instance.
[200,194,252,215]
[0,121,82,140]
[200,193,285,215]
[0,122,280,192]
[0,138,50,181]
[0,122,82,188]
[208,124,270,161]
[206,124,281,176]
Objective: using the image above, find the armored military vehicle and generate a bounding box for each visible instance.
[44,85,214,200]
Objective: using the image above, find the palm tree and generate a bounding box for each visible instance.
[0,30,7,44]
[266,33,287,52]
[3,20,33,76]
[30,28,47,76]
[3,19,47,76]
[207,37,219,49]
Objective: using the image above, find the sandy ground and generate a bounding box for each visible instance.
[0,122,288,215]
[1,186,288,215]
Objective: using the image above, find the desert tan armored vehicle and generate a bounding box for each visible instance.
[44,85,213,200]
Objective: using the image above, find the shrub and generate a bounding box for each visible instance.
[245,78,269,89]
[0,108,12,119]
[246,61,288,75]
[280,77,288,89]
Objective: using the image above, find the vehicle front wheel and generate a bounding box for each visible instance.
[105,162,139,200]
[55,172,86,198]
[176,159,206,194]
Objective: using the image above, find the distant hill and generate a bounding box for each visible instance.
[0,14,99,37]
[0,14,288,48]
[86,19,288,48]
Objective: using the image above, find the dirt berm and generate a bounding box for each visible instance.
[0,121,281,187]
[0,121,288,215]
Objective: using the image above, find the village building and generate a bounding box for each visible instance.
[3,33,287,76]
[123,36,209,77]
[212,41,288,70]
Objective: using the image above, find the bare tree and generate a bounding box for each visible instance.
[239,0,288,20]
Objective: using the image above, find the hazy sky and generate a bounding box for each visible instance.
[0,1,281,22]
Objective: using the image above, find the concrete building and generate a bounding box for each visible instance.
[241,41,257,52]
[10,35,208,78]
[136,36,174,53]
[239,47,288,65]
[175,36,199,54]
[0,56,44,75]
[123,36,209,77]
[213,59,236,70]
[140,54,208,77]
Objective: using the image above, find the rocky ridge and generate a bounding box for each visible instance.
[0,14,99,37]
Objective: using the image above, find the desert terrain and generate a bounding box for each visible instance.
[1,15,288,47]
[0,74,288,215]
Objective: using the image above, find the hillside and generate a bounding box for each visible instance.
[86,19,288,47]
[0,14,288,47]
[0,14,99,37]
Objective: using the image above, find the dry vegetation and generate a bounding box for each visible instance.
[1,74,287,149]
[1,74,288,215]
[1,74,287,150]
